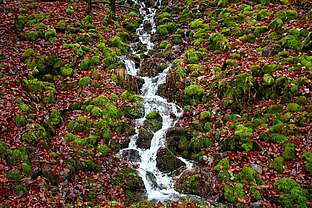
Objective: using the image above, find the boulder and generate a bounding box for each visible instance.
[137,127,154,149]
[143,112,162,132]
[156,147,185,173]
[139,58,167,77]
[165,127,192,158]
[175,168,223,199]
[121,149,141,162]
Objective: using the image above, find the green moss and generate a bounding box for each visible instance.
[190,18,204,29]
[57,20,66,31]
[60,66,74,77]
[269,156,284,173]
[296,96,307,105]
[21,124,48,145]
[156,24,169,35]
[250,186,262,201]
[239,165,262,184]
[111,36,128,54]
[159,40,170,49]
[239,33,256,43]
[271,133,288,144]
[20,31,40,41]
[81,160,101,172]
[208,33,230,51]
[22,48,35,60]
[184,84,204,105]
[113,167,143,191]
[268,104,283,113]
[199,111,212,121]
[256,10,271,21]
[287,103,301,112]
[224,183,245,203]
[47,109,62,127]
[276,9,298,21]
[64,133,78,142]
[263,64,281,74]
[275,178,307,208]
[68,115,92,132]
[78,76,92,87]
[282,143,296,160]
[14,184,27,195]
[229,53,241,59]
[16,16,27,31]
[44,28,57,40]
[22,163,32,176]
[81,57,91,70]
[16,114,26,127]
[186,49,202,64]
[91,55,100,65]
[262,74,274,86]
[303,152,312,175]
[270,18,283,29]
[7,169,21,181]
[97,144,110,156]
[214,157,230,180]
[7,148,29,164]
[181,174,200,194]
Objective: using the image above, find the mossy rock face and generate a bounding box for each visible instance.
[123,102,144,119]
[143,112,162,132]
[139,58,166,77]
[137,127,153,149]
[156,147,185,173]
[176,168,223,198]
[165,127,192,158]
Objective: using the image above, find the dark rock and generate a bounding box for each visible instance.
[137,127,154,149]
[114,68,144,93]
[165,127,192,158]
[175,168,223,199]
[139,58,167,77]
[143,112,162,132]
[121,149,141,162]
[156,147,185,173]
[146,171,158,189]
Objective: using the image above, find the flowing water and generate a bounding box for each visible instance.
[119,0,193,201]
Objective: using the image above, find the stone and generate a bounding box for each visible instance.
[121,149,141,162]
[137,127,154,149]
[156,147,185,173]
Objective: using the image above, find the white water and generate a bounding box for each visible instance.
[119,0,193,201]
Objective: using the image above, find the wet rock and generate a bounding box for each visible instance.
[114,68,144,93]
[143,111,162,132]
[146,171,158,189]
[156,147,185,173]
[175,168,223,199]
[139,58,167,77]
[137,127,154,149]
[165,127,192,158]
[123,102,144,119]
[121,149,141,162]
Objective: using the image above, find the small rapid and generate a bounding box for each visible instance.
[119,0,193,201]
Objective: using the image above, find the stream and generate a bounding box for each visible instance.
[119,0,193,201]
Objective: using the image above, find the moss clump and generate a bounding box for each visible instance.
[16,16,27,31]
[234,125,253,152]
[269,156,284,173]
[22,48,35,60]
[14,184,27,195]
[16,114,26,127]
[97,144,110,156]
[186,49,202,64]
[199,111,212,121]
[250,186,262,201]
[68,115,92,132]
[44,28,57,40]
[6,148,29,164]
[274,178,307,208]
[60,66,74,77]
[214,157,230,180]
[144,111,162,132]
[21,163,32,176]
[21,124,48,145]
[303,152,312,175]
[181,174,200,194]
[262,74,274,86]
[239,165,262,185]
[208,33,230,51]
[7,169,21,181]
[268,104,283,113]
[282,143,296,160]
[190,18,204,29]
[64,133,78,142]
[184,84,204,105]
[224,183,245,203]
[56,20,66,31]
[287,103,301,112]
[276,9,298,21]
[271,133,288,144]
[78,76,92,87]
[295,96,307,105]
[113,167,144,191]
[270,18,283,29]
[111,36,128,54]
[80,57,91,70]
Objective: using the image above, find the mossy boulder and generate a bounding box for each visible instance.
[176,168,223,198]
[143,112,162,132]
[156,147,185,173]
[137,127,154,149]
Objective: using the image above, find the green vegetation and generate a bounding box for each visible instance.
[269,156,284,173]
